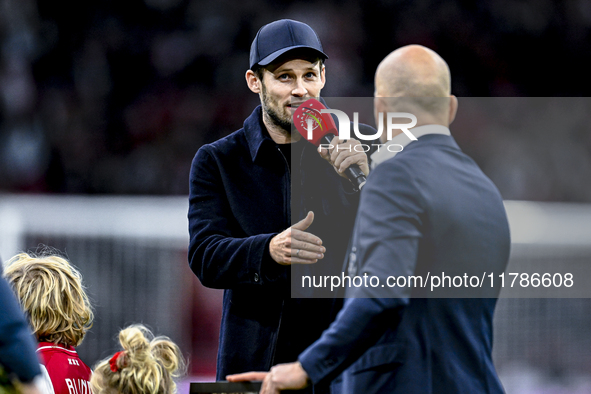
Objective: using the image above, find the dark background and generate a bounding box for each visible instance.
[1,0,591,199]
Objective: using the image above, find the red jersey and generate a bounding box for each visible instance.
[37,342,92,394]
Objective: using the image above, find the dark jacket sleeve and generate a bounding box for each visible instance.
[188,146,285,289]
[299,297,405,385]
[0,274,41,383]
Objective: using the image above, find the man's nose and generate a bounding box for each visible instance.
[292,79,308,97]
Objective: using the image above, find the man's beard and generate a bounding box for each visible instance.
[261,85,293,132]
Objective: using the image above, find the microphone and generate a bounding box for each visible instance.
[293,98,367,190]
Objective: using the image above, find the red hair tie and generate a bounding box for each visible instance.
[109,351,126,372]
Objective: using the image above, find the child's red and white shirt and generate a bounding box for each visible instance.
[37,342,92,394]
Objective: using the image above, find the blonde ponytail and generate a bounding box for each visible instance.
[90,325,186,394]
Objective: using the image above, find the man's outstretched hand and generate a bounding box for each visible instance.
[227,361,310,394]
[269,212,325,265]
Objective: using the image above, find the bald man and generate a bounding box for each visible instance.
[228,45,510,394]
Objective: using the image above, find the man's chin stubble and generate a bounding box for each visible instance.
[264,106,294,133]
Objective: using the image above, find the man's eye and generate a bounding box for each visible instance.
[278,74,290,80]
[306,72,316,78]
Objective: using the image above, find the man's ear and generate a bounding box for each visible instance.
[448,95,458,125]
[320,65,326,89]
[373,94,388,142]
[246,70,261,94]
[374,95,386,113]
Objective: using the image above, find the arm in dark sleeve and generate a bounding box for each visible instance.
[299,161,423,385]
[188,146,285,289]
[0,276,41,383]
[299,297,405,385]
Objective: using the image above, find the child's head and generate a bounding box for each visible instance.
[91,325,186,394]
[3,251,93,347]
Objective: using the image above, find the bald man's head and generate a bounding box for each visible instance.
[374,45,456,127]
[375,45,451,97]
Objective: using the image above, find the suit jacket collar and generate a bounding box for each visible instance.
[371,125,452,169]
[401,132,460,154]
[371,126,460,170]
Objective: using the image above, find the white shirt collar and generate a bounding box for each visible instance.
[370,124,451,170]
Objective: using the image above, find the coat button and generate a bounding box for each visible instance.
[254,273,260,282]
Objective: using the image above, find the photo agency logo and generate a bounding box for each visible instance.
[293,98,418,152]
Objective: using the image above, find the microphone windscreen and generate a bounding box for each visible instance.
[293,98,338,146]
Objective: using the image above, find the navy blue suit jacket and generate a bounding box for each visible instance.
[299,133,511,393]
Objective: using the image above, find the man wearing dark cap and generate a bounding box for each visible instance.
[229,45,510,394]
[187,19,371,391]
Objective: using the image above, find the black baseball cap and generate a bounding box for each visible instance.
[249,19,328,69]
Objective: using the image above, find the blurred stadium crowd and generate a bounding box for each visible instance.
[0,0,591,199]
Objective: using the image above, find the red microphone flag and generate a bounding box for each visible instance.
[293,98,338,146]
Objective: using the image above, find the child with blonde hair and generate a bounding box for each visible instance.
[90,325,186,394]
[3,251,94,394]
